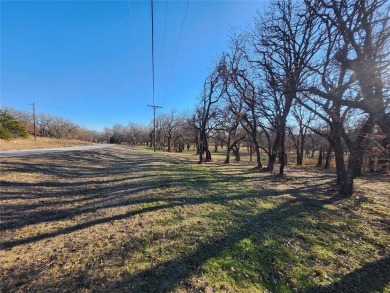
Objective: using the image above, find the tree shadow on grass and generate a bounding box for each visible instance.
[0,149,257,233]
[0,181,328,247]
[312,256,390,293]
[1,151,167,178]
[103,191,342,292]
[2,184,325,248]
[113,201,387,292]
[1,147,387,292]
[2,187,339,292]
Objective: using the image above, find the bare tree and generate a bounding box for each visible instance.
[196,62,226,163]
[288,102,315,165]
[224,40,265,168]
[216,101,247,164]
[304,0,390,195]
[252,0,324,175]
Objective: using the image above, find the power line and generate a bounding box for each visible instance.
[162,0,190,106]
[148,0,162,153]
[126,0,149,105]
[151,0,155,105]
[161,1,168,68]
[157,1,169,100]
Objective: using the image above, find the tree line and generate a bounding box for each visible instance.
[1,108,99,142]
[2,0,389,197]
[175,0,389,197]
[1,107,152,146]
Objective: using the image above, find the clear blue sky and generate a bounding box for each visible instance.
[1,0,268,131]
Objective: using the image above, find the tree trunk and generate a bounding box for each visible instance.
[324,146,332,169]
[266,132,279,171]
[225,147,231,164]
[317,149,323,167]
[233,145,240,161]
[252,134,262,168]
[333,142,345,185]
[224,136,231,164]
[368,157,375,172]
[199,149,203,163]
[167,136,171,152]
[267,154,277,172]
[297,150,303,165]
[205,149,212,162]
[297,134,305,165]
[340,117,374,196]
[279,123,286,175]
[198,134,204,163]
[340,149,363,196]
[341,168,354,196]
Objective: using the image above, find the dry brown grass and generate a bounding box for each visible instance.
[0,135,93,151]
[0,146,389,292]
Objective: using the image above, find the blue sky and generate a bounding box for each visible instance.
[1,0,268,131]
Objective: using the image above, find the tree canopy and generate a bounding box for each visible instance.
[0,111,28,140]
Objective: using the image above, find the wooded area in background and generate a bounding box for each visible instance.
[2,0,389,197]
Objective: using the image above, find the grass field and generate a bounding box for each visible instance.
[0,146,389,292]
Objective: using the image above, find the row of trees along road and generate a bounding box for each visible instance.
[2,108,99,142]
[185,0,389,197]
[3,1,388,197]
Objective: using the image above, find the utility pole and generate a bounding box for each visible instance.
[147,0,162,153]
[148,104,162,152]
[30,102,36,141]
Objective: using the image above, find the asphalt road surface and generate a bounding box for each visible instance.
[0,144,115,158]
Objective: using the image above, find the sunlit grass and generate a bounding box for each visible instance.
[0,145,389,292]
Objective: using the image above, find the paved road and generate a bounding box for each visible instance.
[0,144,115,158]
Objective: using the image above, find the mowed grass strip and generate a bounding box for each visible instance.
[0,146,389,292]
[0,136,93,151]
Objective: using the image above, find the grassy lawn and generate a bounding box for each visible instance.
[0,146,389,292]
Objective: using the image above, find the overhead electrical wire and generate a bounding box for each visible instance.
[128,0,189,112]
[149,0,162,152]
[162,0,190,106]
[157,1,169,102]
[126,0,149,119]
[151,0,156,106]
[127,0,146,83]
[161,1,168,70]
